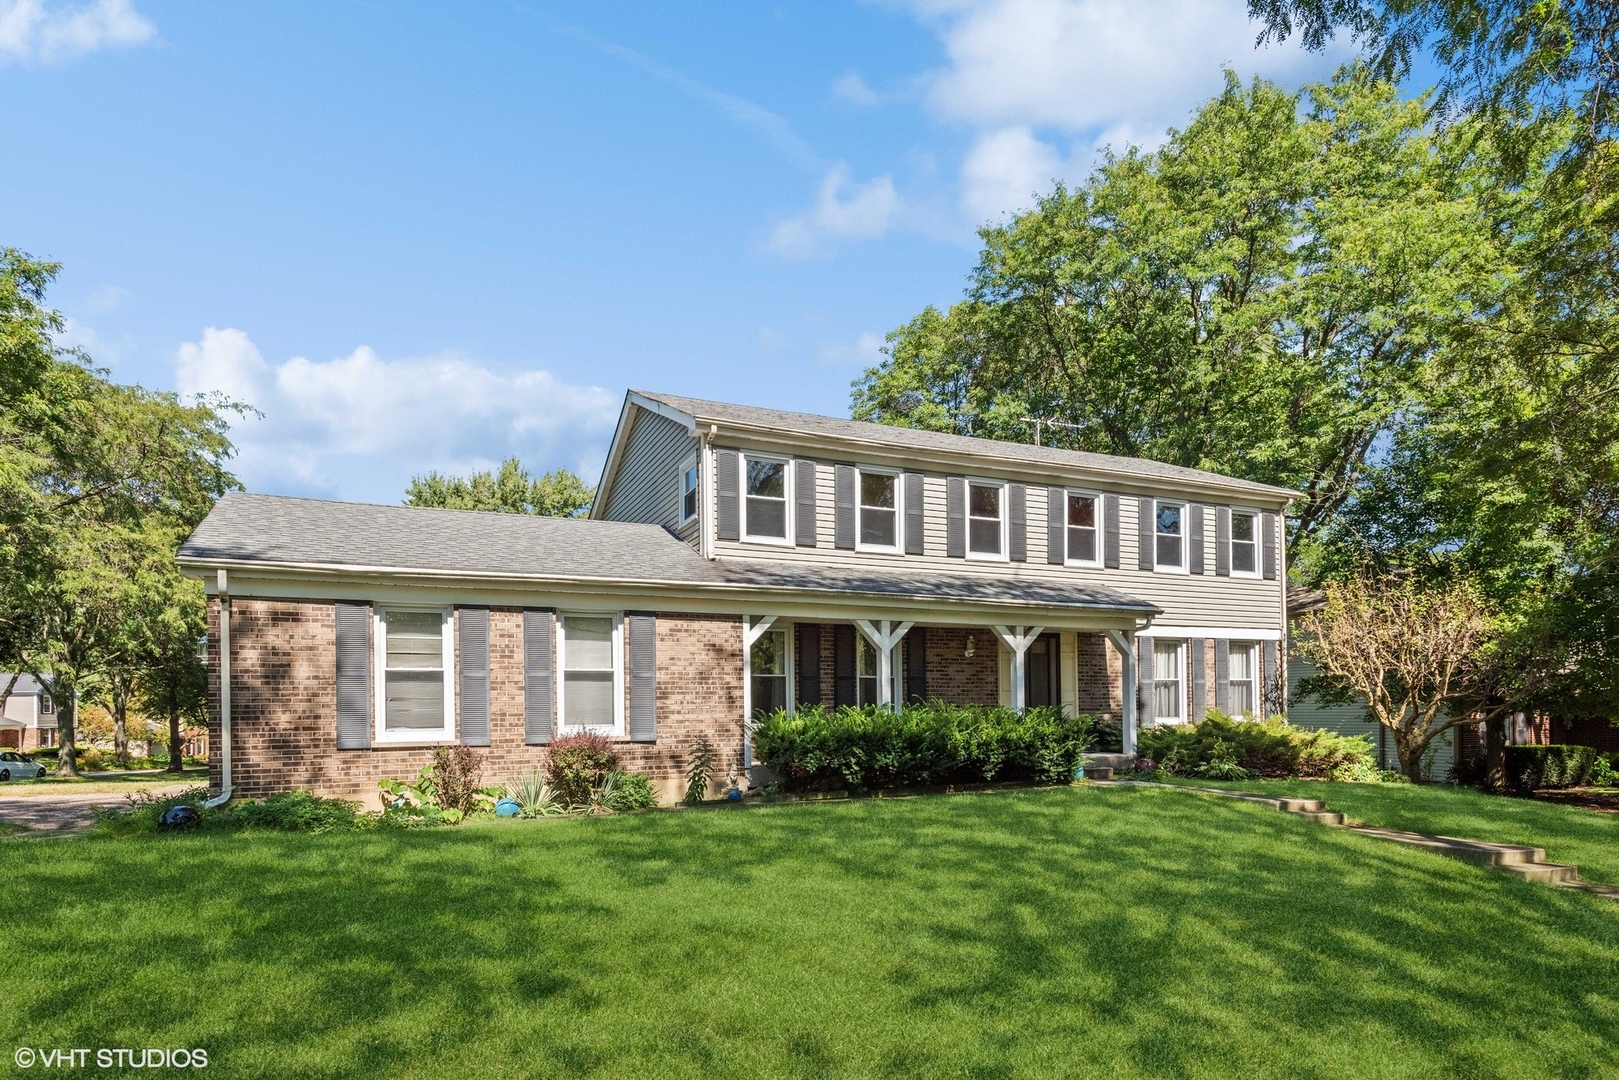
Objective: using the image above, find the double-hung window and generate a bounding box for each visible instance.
[750,628,789,719]
[1153,640,1185,723]
[1228,642,1259,717]
[1066,492,1100,565]
[744,455,790,542]
[1155,501,1185,570]
[858,469,900,551]
[1230,511,1259,575]
[968,481,1004,558]
[857,635,879,706]
[679,459,698,525]
[559,614,623,734]
[374,608,454,742]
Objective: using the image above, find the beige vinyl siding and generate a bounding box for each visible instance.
[1287,648,1456,778]
[713,461,1284,630]
[600,410,700,541]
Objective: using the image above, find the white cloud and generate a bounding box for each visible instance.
[175,327,620,501]
[0,0,154,64]
[832,70,881,106]
[768,165,902,258]
[960,126,1079,224]
[819,331,886,369]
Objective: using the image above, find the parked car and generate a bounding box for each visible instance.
[0,751,47,780]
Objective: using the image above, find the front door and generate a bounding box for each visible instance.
[1025,633,1061,709]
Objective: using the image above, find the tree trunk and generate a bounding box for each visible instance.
[1396,729,1429,783]
[1483,712,1508,792]
[112,680,130,768]
[55,679,79,778]
[167,704,183,773]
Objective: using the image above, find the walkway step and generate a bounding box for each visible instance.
[1348,826,1547,867]
[1500,861,1582,884]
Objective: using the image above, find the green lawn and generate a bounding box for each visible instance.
[3,786,1618,1079]
[1173,779,1619,886]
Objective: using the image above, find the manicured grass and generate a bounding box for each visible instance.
[3,786,1618,1078]
[0,767,207,796]
[1177,779,1619,886]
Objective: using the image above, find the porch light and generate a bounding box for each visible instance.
[964,634,976,658]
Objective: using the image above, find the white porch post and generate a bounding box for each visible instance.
[991,625,1045,712]
[855,620,914,708]
[1104,629,1138,757]
[741,616,779,779]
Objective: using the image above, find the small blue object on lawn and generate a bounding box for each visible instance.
[1072,766,1086,781]
[494,798,521,818]
[159,805,201,829]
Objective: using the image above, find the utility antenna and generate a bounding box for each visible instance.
[1019,416,1084,447]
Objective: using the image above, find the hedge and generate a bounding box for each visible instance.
[1136,713,1377,781]
[751,704,1099,793]
[1504,744,1613,792]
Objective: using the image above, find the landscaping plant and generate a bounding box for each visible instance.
[684,734,716,804]
[545,732,618,806]
[1137,713,1376,781]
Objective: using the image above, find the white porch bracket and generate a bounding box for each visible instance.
[855,619,914,708]
[1103,629,1138,757]
[743,614,778,649]
[991,625,1045,712]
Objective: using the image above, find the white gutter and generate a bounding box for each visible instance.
[203,568,232,808]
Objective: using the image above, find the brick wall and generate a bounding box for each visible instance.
[208,598,743,807]
[1074,632,1122,717]
[921,626,999,706]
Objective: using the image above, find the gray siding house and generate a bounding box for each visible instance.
[178,390,1295,805]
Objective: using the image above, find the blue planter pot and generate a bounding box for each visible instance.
[494,798,522,818]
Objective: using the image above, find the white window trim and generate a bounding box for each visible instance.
[1063,488,1104,568]
[557,612,626,737]
[1228,507,1263,579]
[1228,640,1260,717]
[373,606,456,745]
[1153,498,1189,575]
[678,456,699,526]
[741,452,794,547]
[854,465,903,555]
[1153,639,1187,724]
[965,477,1009,562]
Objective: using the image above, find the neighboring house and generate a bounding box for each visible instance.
[176,390,1294,805]
[0,674,57,752]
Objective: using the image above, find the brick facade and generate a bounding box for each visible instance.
[208,598,744,807]
[1074,632,1123,717]
[921,627,1000,707]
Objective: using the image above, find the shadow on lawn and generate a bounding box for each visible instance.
[3,786,1618,1078]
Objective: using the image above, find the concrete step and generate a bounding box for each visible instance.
[1348,826,1548,867]
[1081,766,1115,781]
[1081,753,1135,772]
[1500,861,1581,885]
[1290,810,1347,826]
[1180,786,1326,814]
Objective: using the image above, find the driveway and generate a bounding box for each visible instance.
[0,785,193,836]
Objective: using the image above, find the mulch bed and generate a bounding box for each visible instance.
[1530,788,1619,814]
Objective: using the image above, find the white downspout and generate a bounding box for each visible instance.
[204,568,232,808]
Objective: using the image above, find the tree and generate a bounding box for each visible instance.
[405,457,594,517]
[1295,576,1495,779]
[854,69,1498,550]
[131,571,208,773]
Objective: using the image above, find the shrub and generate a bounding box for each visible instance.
[93,787,374,835]
[685,735,717,804]
[430,745,485,819]
[751,703,1097,793]
[506,770,569,816]
[546,732,619,806]
[1504,744,1608,792]
[606,771,658,811]
[1137,713,1376,781]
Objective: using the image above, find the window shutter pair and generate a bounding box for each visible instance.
[458,608,491,747]
[1188,505,1206,575]
[1214,638,1230,714]
[834,464,856,550]
[1136,636,1155,724]
[797,624,822,706]
[1137,496,1155,571]
[1188,637,1207,722]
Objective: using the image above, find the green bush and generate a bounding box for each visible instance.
[1137,713,1376,781]
[93,787,375,835]
[605,771,658,811]
[752,703,1097,793]
[546,732,619,806]
[1504,745,1608,792]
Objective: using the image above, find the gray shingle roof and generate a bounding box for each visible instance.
[178,493,1157,614]
[633,389,1296,500]
[0,674,50,696]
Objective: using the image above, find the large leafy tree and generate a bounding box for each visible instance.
[406,457,594,517]
[854,69,1499,548]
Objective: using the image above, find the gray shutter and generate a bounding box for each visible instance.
[1215,506,1231,577]
[796,624,822,707]
[1137,636,1155,725]
[904,472,925,555]
[628,614,657,742]
[1046,486,1064,564]
[946,477,967,558]
[716,449,740,541]
[795,459,817,546]
[1103,494,1120,569]
[1189,504,1205,575]
[1262,512,1278,580]
[904,627,927,704]
[1262,639,1279,715]
[1214,639,1230,714]
[1189,637,1206,723]
[834,464,856,550]
[458,608,490,747]
[523,610,554,745]
[1008,483,1027,562]
[335,602,371,750]
[1137,496,1155,571]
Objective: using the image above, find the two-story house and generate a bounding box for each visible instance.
[0,674,57,752]
[177,390,1293,804]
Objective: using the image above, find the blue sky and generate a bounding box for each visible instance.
[4,0,1358,502]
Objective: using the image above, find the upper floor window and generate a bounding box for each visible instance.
[858,469,899,551]
[559,614,622,734]
[679,459,698,525]
[1154,639,1184,722]
[38,693,53,715]
[1228,641,1258,716]
[1066,492,1099,565]
[968,481,1004,558]
[1155,501,1184,570]
[744,455,790,542]
[1230,511,1259,575]
[375,608,453,743]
